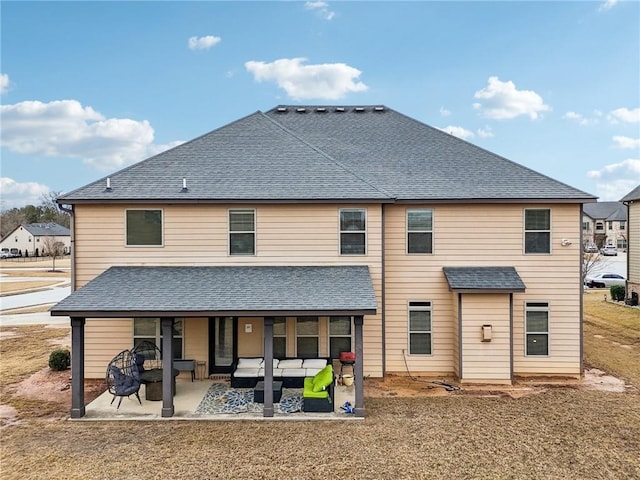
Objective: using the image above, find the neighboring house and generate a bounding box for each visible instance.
[621,185,640,302]
[582,202,628,250]
[51,105,596,418]
[0,222,71,257]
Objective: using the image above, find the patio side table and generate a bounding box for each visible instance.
[253,380,283,403]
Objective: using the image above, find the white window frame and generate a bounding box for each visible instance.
[524,208,551,254]
[125,208,164,247]
[339,208,367,255]
[133,318,184,359]
[524,302,549,357]
[295,316,319,358]
[228,209,256,256]
[408,301,432,355]
[406,208,433,254]
[328,316,353,358]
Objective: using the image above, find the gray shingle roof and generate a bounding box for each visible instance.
[583,202,627,221]
[59,105,595,203]
[621,185,640,202]
[50,265,377,317]
[23,223,70,236]
[442,267,526,292]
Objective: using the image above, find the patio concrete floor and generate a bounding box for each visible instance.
[76,378,361,421]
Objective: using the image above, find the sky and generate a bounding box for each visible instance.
[1,0,639,210]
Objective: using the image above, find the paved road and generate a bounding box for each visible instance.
[0,312,69,326]
[0,285,71,311]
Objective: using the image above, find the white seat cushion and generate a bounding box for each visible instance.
[277,359,303,369]
[259,367,284,377]
[281,368,306,377]
[234,368,260,378]
[305,368,324,377]
[237,358,263,368]
[302,359,327,369]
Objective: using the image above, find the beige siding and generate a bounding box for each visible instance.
[183,317,208,369]
[628,201,640,289]
[76,204,383,378]
[384,203,582,379]
[85,318,132,378]
[460,294,511,382]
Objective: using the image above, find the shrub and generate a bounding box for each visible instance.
[609,285,625,302]
[49,349,71,371]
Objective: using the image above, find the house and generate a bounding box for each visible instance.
[582,202,628,250]
[0,222,71,257]
[51,105,596,418]
[621,185,640,302]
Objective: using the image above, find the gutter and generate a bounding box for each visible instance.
[57,202,75,293]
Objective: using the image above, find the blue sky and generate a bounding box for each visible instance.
[1,0,639,209]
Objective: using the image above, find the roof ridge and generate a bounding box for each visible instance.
[259,111,395,200]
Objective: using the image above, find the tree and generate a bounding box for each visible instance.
[0,191,70,239]
[42,236,65,272]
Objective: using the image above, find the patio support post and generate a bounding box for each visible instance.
[353,315,365,417]
[263,317,274,417]
[70,317,85,418]
[161,317,175,418]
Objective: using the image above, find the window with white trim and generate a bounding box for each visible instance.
[229,209,255,255]
[329,316,352,359]
[273,317,286,358]
[133,318,183,359]
[340,209,366,255]
[407,209,433,254]
[126,209,163,246]
[525,302,549,356]
[408,302,432,355]
[524,209,550,254]
[296,316,319,358]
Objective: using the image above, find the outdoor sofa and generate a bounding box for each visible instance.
[230,357,331,388]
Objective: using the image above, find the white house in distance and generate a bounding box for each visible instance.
[0,222,71,257]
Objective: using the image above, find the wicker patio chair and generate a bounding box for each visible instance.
[132,340,162,371]
[105,349,142,408]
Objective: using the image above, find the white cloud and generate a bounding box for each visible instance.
[607,107,640,124]
[439,107,451,117]
[0,177,51,211]
[599,0,618,12]
[473,76,550,120]
[477,126,494,138]
[0,100,183,171]
[438,125,474,140]
[612,136,640,149]
[305,1,335,20]
[1,73,10,94]
[587,159,640,200]
[245,57,368,100]
[188,35,221,51]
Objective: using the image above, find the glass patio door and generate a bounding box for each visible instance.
[208,317,236,374]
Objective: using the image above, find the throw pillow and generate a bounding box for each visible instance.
[312,365,333,393]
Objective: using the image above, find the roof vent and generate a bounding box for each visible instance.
[181,178,188,192]
[316,107,327,113]
[105,177,112,192]
[276,107,287,113]
[296,107,307,113]
[335,107,345,113]
[354,107,365,113]
[374,106,384,112]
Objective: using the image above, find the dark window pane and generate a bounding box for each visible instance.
[330,337,352,359]
[296,317,318,335]
[229,211,254,231]
[126,210,162,246]
[273,337,286,358]
[273,318,286,336]
[410,310,431,331]
[329,317,351,335]
[134,318,156,336]
[526,311,548,332]
[408,232,432,254]
[297,337,318,358]
[408,210,432,230]
[525,209,550,230]
[410,333,431,354]
[340,233,365,254]
[340,210,365,231]
[525,232,550,253]
[526,334,548,355]
[230,233,255,255]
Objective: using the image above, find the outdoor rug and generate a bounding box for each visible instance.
[194,382,303,414]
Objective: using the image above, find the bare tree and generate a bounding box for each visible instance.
[42,236,65,272]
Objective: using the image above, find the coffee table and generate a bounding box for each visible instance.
[253,380,283,403]
[140,368,179,401]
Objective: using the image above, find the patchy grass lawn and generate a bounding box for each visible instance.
[0,280,63,294]
[0,258,70,269]
[0,294,639,480]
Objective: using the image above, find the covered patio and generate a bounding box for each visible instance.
[50,265,377,419]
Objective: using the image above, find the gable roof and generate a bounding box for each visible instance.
[583,202,627,221]
[442,266,526,293]
[50,265,377,317]
[59,105,595,204]
[22,223,70,237]
[621,185,640,202]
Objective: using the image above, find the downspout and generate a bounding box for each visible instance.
[381,204,386,376]
[458,293,463,380]
[58,203,75,292]
[622,199,631,300]
[509,293,514,382]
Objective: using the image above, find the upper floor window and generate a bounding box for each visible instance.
[525,302,549,356]
[582,221,590,231]
[608,221,613,230]
[229,209,255,255]
[595,221,604,231]
[340,209,366,255]
[524,209,550,254]
[408,301,432,355]
[126,209,163,246]
[620,221,626,231]
[407,209,433,254]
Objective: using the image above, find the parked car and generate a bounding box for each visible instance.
[0,251,12,259]
[583,243,598,253]
[584,272,626,288]
[600,245,618,256]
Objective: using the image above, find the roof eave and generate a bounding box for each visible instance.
[50,308,377,318]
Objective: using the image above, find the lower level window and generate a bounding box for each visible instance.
[525,303,549,356]
[329,316,352,359]
[408,302,432,355]
[273,317,286,358]
[296,317,319,358]
[133,318,183,359]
